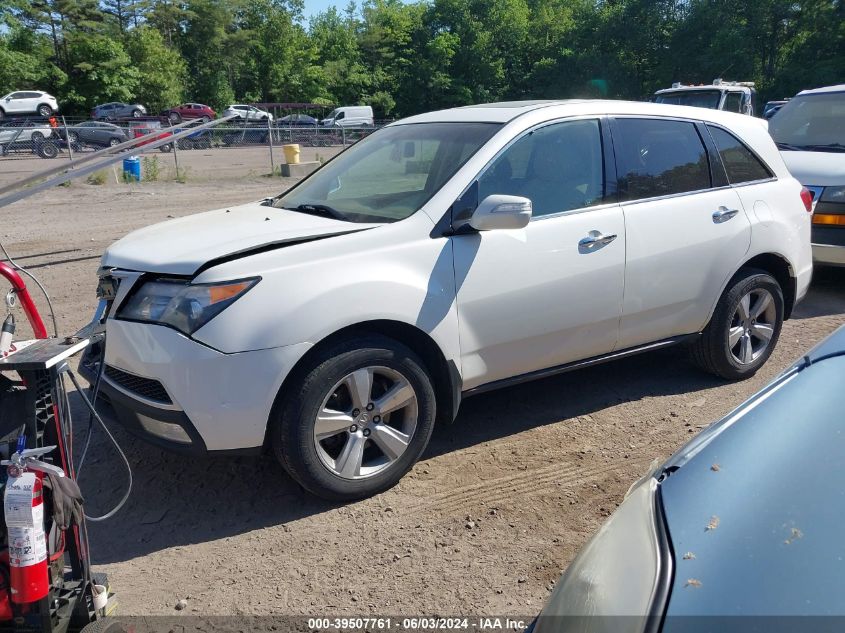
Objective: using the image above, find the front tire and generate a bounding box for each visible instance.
[37,104,52,117]
[690,268,784,380]
[132,109,142,118]
[272,336,436,501]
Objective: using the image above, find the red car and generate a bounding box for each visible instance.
[128,119,174,152]
[162,103,216,124]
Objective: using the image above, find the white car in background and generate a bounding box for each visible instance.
[769,84,845,266]
[87,100,812,500]
[222,104,274,122]
[0,90,59,119]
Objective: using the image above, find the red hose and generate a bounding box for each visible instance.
[0,262,48,339]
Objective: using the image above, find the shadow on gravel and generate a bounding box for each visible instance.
[69,394,332,565]
[428,346,724,461]
[76,271,845,564]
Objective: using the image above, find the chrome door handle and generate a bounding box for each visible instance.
[712,206,739,223]
[579,231,618,248]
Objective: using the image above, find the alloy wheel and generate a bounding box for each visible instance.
[729,288,776,365]
[313,366,418,480]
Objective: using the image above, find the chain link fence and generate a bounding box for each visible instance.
[0,116,385,168]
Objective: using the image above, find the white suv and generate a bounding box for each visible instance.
[222,104,273,122]
[87,100,813,500]
[0,91,59,119]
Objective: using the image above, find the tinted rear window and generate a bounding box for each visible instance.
[707,125,772,184]
[614,118,711,201]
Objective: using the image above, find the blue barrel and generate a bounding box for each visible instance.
[123,156,141,182]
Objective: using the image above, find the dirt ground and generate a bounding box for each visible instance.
[1,147,844,617]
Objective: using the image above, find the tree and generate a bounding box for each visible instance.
[125,25,186,111]
[62,33,138,110]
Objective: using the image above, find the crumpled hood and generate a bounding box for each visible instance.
[102,201,378,275]
[781,150,845,187]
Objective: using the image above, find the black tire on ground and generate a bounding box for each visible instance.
[690,268,784,380]
[37,141,59,159]
[159,143,172,153]
[272,335,437,501]
[37,104,52,117]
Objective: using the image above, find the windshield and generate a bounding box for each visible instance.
[273,122,501,223]
[769,91,845,151]
[655,89,722,109]
[325,109,339,119]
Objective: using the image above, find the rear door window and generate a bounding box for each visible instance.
[613,118,711,201]
[707,125,773,184]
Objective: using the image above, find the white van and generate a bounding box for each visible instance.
[321,105,374,128]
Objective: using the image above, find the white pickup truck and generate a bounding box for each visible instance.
[654,78,757,116]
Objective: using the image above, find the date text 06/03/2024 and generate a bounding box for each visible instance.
[306,618,528,631]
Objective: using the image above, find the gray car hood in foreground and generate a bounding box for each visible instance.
[102,202,379,275]
[660,335,845,618]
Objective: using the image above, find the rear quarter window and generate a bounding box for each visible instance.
[613,118,711,201]
[707,125,773,184]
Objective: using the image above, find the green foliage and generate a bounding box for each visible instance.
[87,170,108,185]
[0,0,841,118]
[142,154,159,181]
[63,34,139,110]
[125,26,186,112]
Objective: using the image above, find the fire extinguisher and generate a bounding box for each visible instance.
[3,440,62,605]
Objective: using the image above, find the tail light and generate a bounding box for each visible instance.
[800,187,814,213]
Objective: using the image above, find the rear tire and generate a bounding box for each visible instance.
[690,268,784,380]
[109,137,121,147]
[169,112,181,124]
[159,143,172,153]
[272,335,436,501]
[37,141,59,159]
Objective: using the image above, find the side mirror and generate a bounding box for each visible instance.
[469,195,532,231]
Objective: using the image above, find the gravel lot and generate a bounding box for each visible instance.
[2,148,843,616]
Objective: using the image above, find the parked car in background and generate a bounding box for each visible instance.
[92,102,147,120]
[533,324,845,630]
[127,119,173,152]
[277,114,319,127]
[174,127,213,150]
[222,104,273,121]
[654,79,756,116]
[0,119,54,154]
[320,105,374,127]
[763,99,789,119]
[86,101,812,500]
[221,123,269,146]
[769,84,845,267]
[163,103,216,124]
[0,91,59,119]
[60,121,129,148]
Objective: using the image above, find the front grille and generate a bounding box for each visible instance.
[104,365,172,404]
